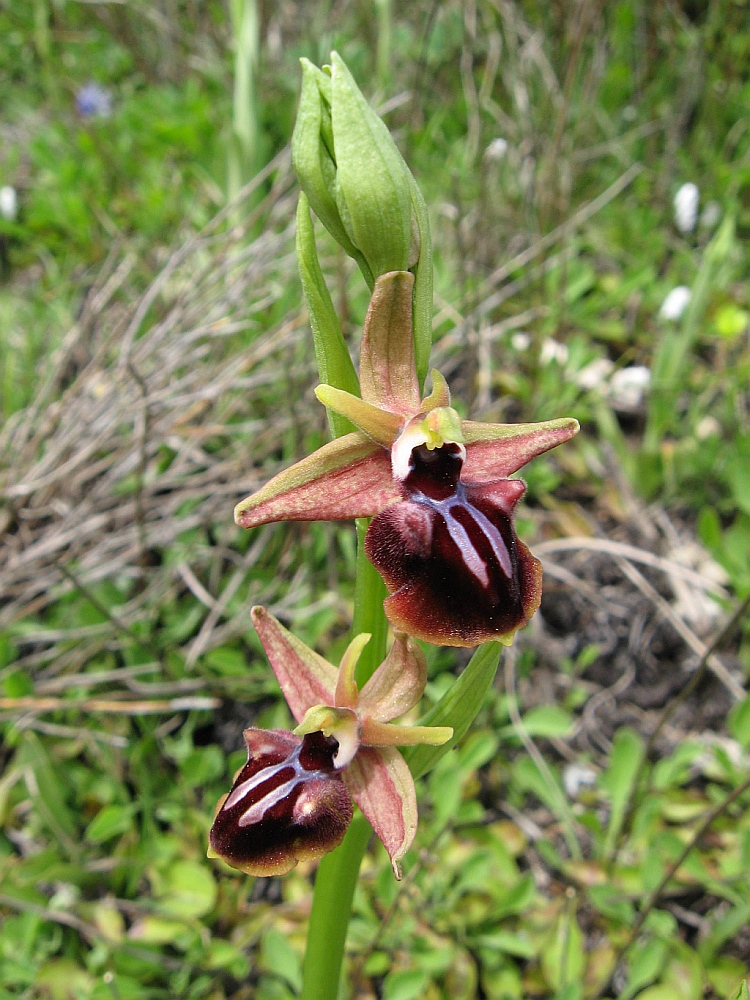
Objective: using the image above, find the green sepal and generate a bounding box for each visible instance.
[296,194,360,438]
[293,59,370,279]
[330,51,413,284]
[401,642,501,780]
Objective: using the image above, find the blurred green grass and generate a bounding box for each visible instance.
[1,2,750,998]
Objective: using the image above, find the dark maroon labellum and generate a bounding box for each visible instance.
[365,444,542,646]
[209,729,353,876]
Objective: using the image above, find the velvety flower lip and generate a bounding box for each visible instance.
[208,607,452,879]
[234,271,579,646]
[208,729,352,877]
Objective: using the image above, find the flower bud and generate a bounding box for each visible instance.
[292,52,417,286]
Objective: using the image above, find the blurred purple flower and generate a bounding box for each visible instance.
[76,83,112,120]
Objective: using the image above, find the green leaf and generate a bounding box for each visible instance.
[541,908,585,992]
[382,969,430,1000]
[15,732,78,851]
[727,978,750,1000]
[85,803,137,844]
[2,670,33,698]
[698,901,750,963]
[705,958,748,998]
[36,959,93,1000]
[157,860,217,919]
[646,215,736,449]
[515,704,574,739]
[637,988,682,1000]
[473,930,536,959]
[207,939,251,980]
[204,646,248,677]
[128,916,192,946]
[586,885,634,924]
[714,304,748,340]
[492,873,536,920]
[600,726,644,859]
[512,755,565,815]
[623,938,668,1000]
[180,746,224,788]
[402,642,501,779]
[660,944,705,1000]
[457,731,499,772]
[260,929,302,992]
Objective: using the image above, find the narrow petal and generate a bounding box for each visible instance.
[358,634,427,721]
[344,746,417,879]
[334,633,370,709]
[209,729,352,877]
[462,417,579,480]
[251,607,337,721]
[315,385,402,447]
[361,718,453,747]
[235,432,398,529]
[359,271,421,417]
[420,369,451,411]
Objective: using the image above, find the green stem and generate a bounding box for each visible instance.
[352,518,388,686]
[300,519,388,1000]
[300,814,372,1000]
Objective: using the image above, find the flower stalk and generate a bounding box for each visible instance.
[300,547,388,1000]
[209,51,580,1000]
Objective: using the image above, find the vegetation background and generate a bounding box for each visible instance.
[1,1,750,998]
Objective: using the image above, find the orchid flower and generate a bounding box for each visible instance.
[235,271,579,646]
[208,607,452,879]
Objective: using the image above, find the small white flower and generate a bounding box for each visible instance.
[576,357,614,391]
[670,541,728,634]
[510,332,530,352]
[539,338,569,366]
[0,185,17,221]
[49,883,80,910]
[438,202,459,221]
[484,137,508,161]
[609,366,650,411]
[659,285,691,321]
[695,415,720,440]
[674,182,700,234]
[563,764,597,800]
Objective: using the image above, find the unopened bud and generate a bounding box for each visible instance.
[292,52,418,286]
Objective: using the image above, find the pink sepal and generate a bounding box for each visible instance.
[359,272,421,417]
[235,433,398,529]
[462,417,579,480]
[344,745,417,879]
[250,607,337,723]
